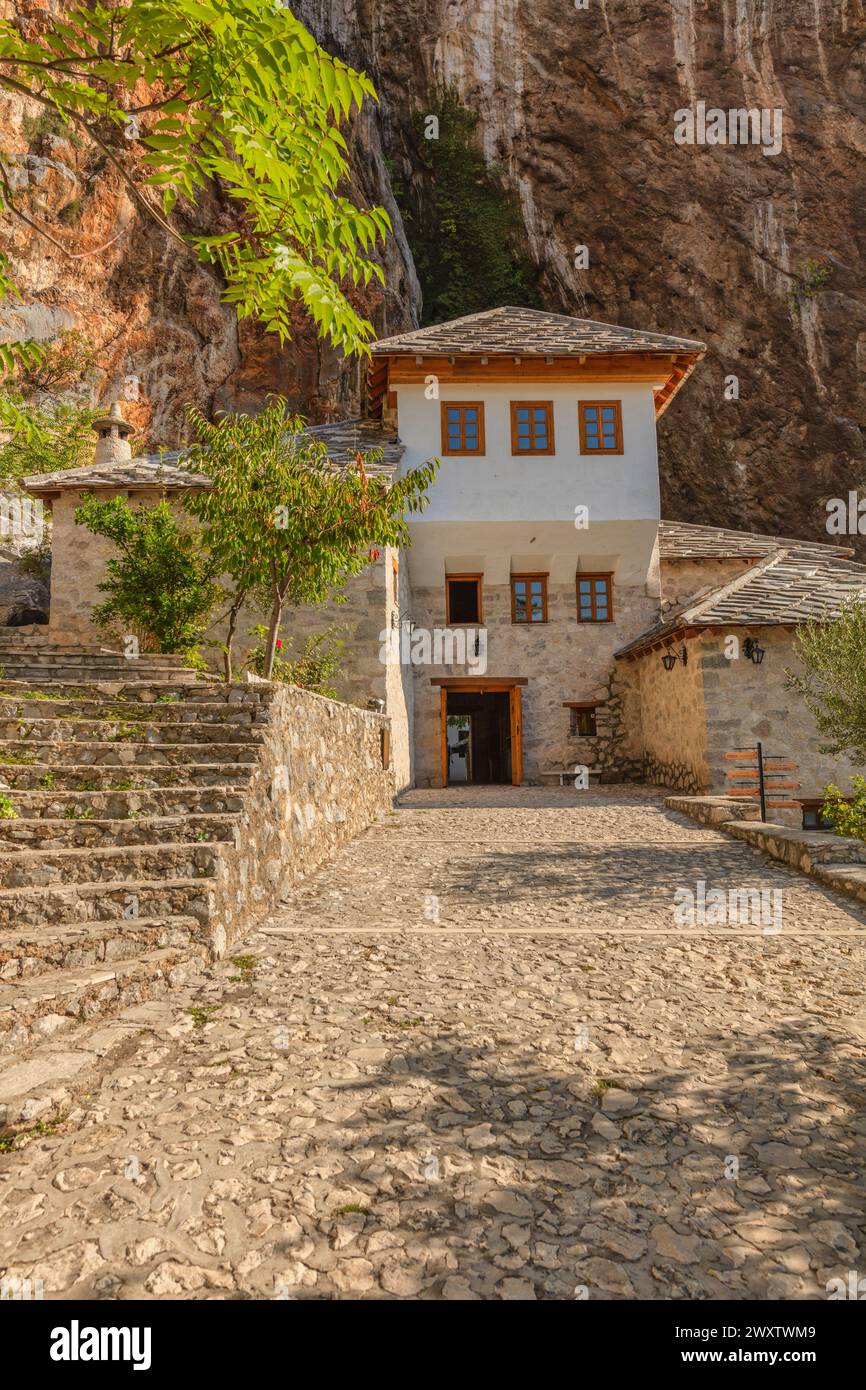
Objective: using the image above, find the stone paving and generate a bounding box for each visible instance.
[1,785,865,1301]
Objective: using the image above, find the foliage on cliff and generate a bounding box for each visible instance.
[392,87,540,325]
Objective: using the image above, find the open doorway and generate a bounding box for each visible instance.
[444,689,514,784]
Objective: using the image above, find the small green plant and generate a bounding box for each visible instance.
[62,804,93,820]
[38,772,55,789]
[592,1078,620,1096]
[821,776,866,843]
[788,258,833,311]
[0,750,36,765]
[194,830,211,842]
[0,1117,58,1152]
[108,721,145,742]
[229,954,257,984]
[0,793,18,819]
[186,1004,221,1030]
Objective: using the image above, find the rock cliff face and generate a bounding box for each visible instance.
[2,1,865,548]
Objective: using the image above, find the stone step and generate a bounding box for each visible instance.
[0,948,192,1056]
[0,679,263,706]
[0,648,189,665]
[0,696,265,726]
[0,916,207,980]
[3,785,246,820]
[0,877,217,928]
[0,664,203,684]
[0,812,238,849]
[0,762,253,791]
[0,717,263,744]
[0,841,222,889]
[0,738,259,766]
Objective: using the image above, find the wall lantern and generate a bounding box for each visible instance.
[391,609,416,636]
[743,637,766,665]
[661,645,688,671]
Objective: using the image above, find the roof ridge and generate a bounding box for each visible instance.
[681,550,786,620]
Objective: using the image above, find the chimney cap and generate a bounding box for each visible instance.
[93,399,133,438]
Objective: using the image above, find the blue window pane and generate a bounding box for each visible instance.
[594,579,607,593]
[584,407,598,421]
[601,407,615,421]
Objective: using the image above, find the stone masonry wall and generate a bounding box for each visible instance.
[627,632,710,792]
[660,556,757,611]
[698,627,863,802]
[410,577,659,785]
[209,681,394,952]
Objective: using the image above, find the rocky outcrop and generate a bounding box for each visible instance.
[2,1,864,548]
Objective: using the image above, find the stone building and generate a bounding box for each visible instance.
[23,306,866,813]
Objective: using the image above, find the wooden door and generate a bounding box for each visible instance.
[440,687,448,787]
[509,686,523,785]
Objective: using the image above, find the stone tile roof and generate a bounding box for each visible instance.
[24,454,206,495]
[302,420,404,475]
[618,546,866,658]
[659,519,854,561]
[371,306,706,357]
[24,422,404,494]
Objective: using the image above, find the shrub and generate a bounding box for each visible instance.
[74,494,221,656]
[245,626,343,698]
[821,776,866,842]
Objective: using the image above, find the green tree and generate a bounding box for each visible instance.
[788,601,866,761]
[0,0,389,365]
[393,86,540,325]
[0,400,96,482]
[184,398,437,680]
[74,493,221,655]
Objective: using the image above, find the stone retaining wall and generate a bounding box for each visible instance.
[666,794,866,911]
[207,682,395,952]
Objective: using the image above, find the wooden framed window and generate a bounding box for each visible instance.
[511,574,548,624]
[446,574,483,624]
[441,402,485,455]
[578,401,623,454]
[577,573,613,623]
[566,706,598,736]
[510,401,554,455]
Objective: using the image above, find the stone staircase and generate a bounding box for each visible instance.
[0,637,393,1132]
[0,642,270,1105]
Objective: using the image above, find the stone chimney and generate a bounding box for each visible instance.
[92,400,133,467]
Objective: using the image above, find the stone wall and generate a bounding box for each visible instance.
[209,681,395,952]
[660,556,756,611]
[698,627,863,802]
[409,576,659,785]
[45,490,132,644]
[625,632,710,792]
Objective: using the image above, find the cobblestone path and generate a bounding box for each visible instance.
[2,787,865,1300]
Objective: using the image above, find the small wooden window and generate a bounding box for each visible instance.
[510,401,554,455]
[577,573,613,622]
[441,402,485,455]
[446,574,483,624]
[569,707,597,737]
[511,574,548,623]
[579,401,623,454]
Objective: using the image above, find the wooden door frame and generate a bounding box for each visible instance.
[434,678,526,788]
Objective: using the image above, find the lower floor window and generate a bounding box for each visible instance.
[568,705,598,736]
[511,573,548,623]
